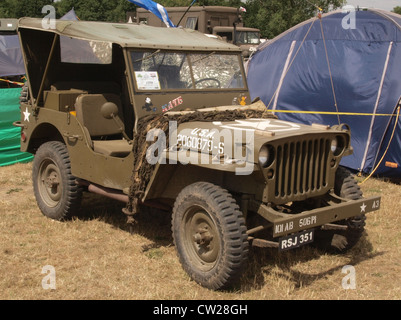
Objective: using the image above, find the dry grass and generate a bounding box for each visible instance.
[1,162,400,300]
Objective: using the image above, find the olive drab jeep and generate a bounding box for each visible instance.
[15,18,381,290]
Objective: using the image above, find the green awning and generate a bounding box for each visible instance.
[0,88,33,166]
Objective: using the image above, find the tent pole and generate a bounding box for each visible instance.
[273,40,296,111]
[360,41,393,173]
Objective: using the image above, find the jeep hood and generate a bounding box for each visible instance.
[161,100,351,173]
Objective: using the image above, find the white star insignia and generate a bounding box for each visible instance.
[219,119,300,133]
[23,107,30,122]
[360,203,367,213]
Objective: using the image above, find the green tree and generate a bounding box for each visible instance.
[54,0,244,21]
[393,6,401,15]
[0,0,243,21]
[54,0,136,21]
[0,0,56,18]
[243,0,345,39]
[157,1,242,8]
[1,0,346,31]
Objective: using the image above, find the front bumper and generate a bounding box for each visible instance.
[249,194,381,238]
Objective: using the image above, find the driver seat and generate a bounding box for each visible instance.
[74,94,132,157]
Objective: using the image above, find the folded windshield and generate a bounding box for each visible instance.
[130,51,245,91]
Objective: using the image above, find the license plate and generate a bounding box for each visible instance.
[279,229,314,251]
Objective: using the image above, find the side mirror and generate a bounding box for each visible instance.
[101,102,119,119]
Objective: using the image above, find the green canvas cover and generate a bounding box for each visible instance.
[0,88,33,166]
[18,18,240,51]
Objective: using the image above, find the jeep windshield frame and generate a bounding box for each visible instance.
[129,50,246,92]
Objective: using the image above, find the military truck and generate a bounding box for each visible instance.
[132,6,261,58]
[15,18,380,290]
[0,18,18,33]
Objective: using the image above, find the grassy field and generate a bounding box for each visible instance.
[1,162,400,300]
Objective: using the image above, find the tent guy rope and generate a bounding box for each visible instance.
[360,106,400,185]
[266,9,341,125]
[0,78,24,86]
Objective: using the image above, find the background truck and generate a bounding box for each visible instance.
[130,6,261,58]
[0,18,18,33]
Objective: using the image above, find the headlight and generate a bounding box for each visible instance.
[330,138,337,153]
[331,136,345,156]
[259,145,274,167]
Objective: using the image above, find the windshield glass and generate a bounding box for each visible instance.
[60,36,112,64]
[130,50,245,91]
[236,31,260,44]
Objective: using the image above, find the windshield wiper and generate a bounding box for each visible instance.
[190,51,216,64]
[132,49,161,63]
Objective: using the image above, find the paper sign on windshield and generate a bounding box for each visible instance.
[135,71,161,90]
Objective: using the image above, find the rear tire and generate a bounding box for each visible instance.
[32,141,82,220]
[314,166,365,252]
[172,182,248,290]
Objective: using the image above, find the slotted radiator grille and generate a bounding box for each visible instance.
[274,138,331,201]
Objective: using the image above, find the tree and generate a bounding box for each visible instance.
[156,1,242,8]
[393,6,401,15]
[242,0,346,39]
[0,0,346,35]
[0,0,54,18]
[54,0,136,21]
[53,0,242,22]
[0,0,244,21]
[53,0,244,21]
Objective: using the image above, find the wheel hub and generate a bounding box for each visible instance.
[38,160,62,206]
[182,209,221,268]
[45,172,59,189]
[193,226,214,246]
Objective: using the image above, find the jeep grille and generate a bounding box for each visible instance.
[273,138,332,203]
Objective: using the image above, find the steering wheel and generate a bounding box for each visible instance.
[194,78,221,88]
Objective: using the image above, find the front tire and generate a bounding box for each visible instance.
[172,182,248,290]
[315,166,365,252]
[32,141,82,220]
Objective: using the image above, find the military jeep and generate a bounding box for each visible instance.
[15,18,381,290]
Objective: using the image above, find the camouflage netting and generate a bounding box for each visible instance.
[125,102,276,216]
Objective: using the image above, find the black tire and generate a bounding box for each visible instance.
[32,141,82,220]
[315,166,365,252]
[172,182,249,290]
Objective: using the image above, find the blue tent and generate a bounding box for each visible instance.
[247,8,401,178]
[60,8,79,21]
[0,10,79,166]
[1,9,78,78]
[0,33,24,78]
[0,20,30,166]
